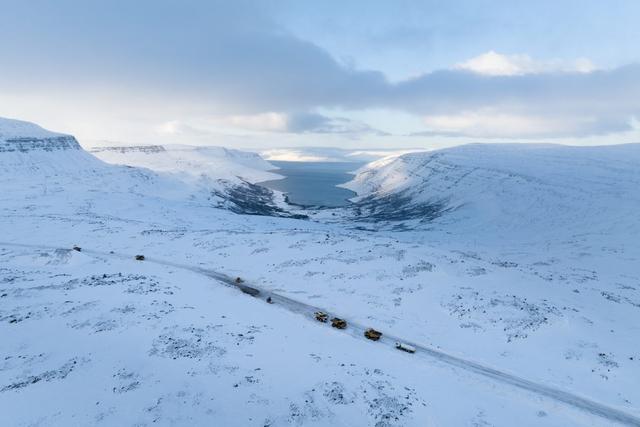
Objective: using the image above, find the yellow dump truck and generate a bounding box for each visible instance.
[331,317,347,329]
[364,328,382,341]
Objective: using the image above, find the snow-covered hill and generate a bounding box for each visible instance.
[92,144,280,185]
[90,143,299,217]
[0,117,196,204]
[0,117,72,147]
[344,143,640,240]
[0,117,294,217]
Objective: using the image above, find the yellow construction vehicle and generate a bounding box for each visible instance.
[331,317,347,329]
[364,328,382,341]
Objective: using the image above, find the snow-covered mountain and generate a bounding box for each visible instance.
[2,118,640,426]
[92,144,280,185]
[0,117,294,217]
[344,143,640,240]
[0,117,77,151]
[91,144,301,217]
[0,117,199,205]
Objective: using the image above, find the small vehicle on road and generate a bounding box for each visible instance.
[395,342,416,353]
[72,246,82,252]
[331,317,347,329]
[135,255,145,261]
[314,311,328,323]
[364,328,382,341]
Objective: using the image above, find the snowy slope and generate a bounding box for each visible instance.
[0,118,196,204]
[0,116,67,141]
[90,143,295,216]
[343,143,640,239]
[0,117,80,153]
[0,117,290,217]
[92,144,281,186]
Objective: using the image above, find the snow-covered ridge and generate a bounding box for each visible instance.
[344,143,640,237]
[91,143,280,184]
[0,117,80,152]
[0,117,195,202]
[0,117,295,218]
[90,144,300,216]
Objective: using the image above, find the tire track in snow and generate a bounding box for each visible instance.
[2,241,639,426]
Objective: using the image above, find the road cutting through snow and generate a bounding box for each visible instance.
[2,241,639,426]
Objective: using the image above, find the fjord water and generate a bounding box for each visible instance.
[259,161,363,207]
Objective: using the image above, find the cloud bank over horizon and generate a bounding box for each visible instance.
[0,0,639,147]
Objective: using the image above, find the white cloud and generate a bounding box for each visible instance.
[157,112,388,138]
[214,113,289,132]
[422,110,625,138]
[158,114,290,137]
[455,51,596,76]
[156,121,210,136]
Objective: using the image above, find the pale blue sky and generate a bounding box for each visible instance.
[0,0,638,149]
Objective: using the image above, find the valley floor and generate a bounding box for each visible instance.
[1,184,639,426]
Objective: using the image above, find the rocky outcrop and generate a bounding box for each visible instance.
[0,135,81,153]
[90,145,166,154]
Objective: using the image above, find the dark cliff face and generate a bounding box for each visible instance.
[0,135,81,153]
[212,180,308,219]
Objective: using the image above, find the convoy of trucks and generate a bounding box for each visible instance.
[74,247,415,354]
[124,264,417,355]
